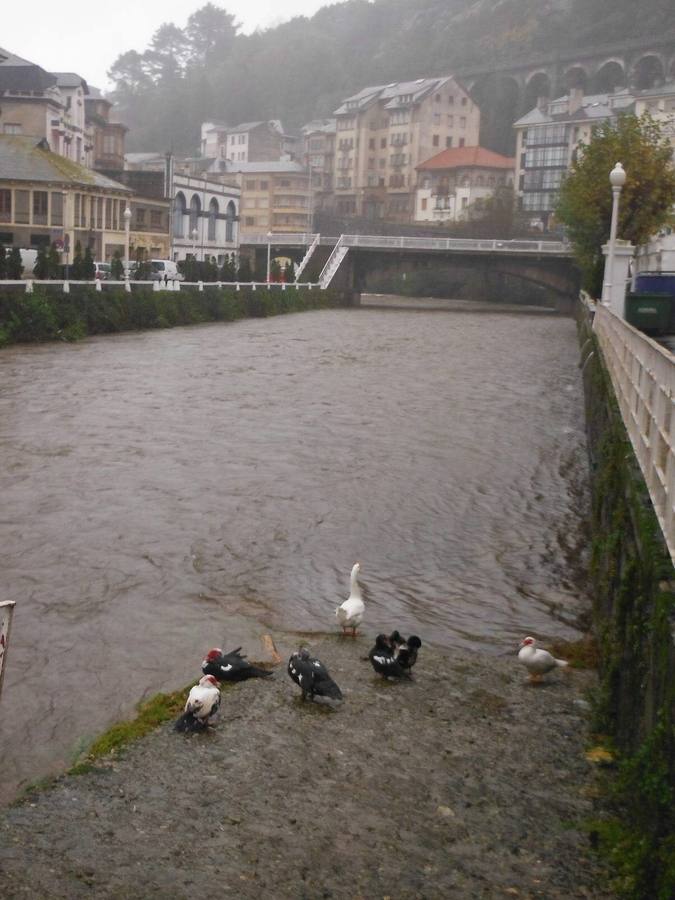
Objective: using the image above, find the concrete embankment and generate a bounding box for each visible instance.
[0,636,611,899]
[577,302,675,898]
[359,293,559,314]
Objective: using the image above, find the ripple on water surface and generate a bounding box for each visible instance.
[0,307,589,801]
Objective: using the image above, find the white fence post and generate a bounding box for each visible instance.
[0,600,16,705]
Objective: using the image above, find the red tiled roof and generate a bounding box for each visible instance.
[417,146,515,171]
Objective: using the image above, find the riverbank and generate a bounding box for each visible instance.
[0,283,347,346]
[0,635,612,899]
[359,293,559,314]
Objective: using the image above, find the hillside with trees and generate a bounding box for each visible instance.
[107,0,675,154]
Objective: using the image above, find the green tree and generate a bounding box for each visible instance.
[83,245,96,280]
[71,241,84,279]
[556,113,675,296]
[236,256,252,282]
[110,250,124,280]
[47,242,61,279]
[33,245,49,279]
[7,247,23,278]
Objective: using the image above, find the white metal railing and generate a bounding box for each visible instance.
[243,232,318,246]
[242,232,571,254]
[318,236,349,289]
[0,279,319,293]
[339,234,571,254]
[294,232,322,282]
[593,303,675,564]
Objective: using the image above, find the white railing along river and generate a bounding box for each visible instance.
[593,303,675,564]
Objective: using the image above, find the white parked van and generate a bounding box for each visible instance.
[149,259,184,282]
[18,248,38,277]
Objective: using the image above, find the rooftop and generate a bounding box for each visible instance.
[417,146,516,171]
[0,135,131,190]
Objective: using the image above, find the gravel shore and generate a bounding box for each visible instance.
[0,635,612,899]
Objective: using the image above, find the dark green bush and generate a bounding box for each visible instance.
[0,284,344,347]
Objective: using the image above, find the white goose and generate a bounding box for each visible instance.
[336,562,364,637]
[518,636,569,682]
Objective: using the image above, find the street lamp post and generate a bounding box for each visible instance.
[602,162,626,305]
[266,230,272,283]
[123,205,132,283]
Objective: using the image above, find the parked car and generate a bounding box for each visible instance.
[94,262,112,280]
[149,259,184,282]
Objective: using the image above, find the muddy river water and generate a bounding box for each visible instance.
[0,305,589,803]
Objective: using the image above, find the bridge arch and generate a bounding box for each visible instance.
[524,71,552,113]
[473,74,521,154]
[631,53,666,89]
[562,65,589,93]
[591,59,627,93]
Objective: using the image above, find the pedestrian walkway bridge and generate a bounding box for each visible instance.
[241,232,574,290]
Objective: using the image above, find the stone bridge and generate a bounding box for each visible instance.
[456,31,675,152]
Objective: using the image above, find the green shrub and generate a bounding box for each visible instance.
[0,284,345,347]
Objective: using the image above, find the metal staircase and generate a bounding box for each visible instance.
[294,233,321,282]
[318,236,349,289]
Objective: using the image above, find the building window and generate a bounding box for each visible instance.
[432,135,439,147]
[433,113,441,125]
[151,210,162,228]
[0,189,11,223]
[3,123,22,134]
[460,117,466,128]
[380,138,386,149]
[461,96,468,106]
[189,194,201,233]
[525,146,567,167]
[421,198,428,210]
[446,136,453,148]
[50,191,63,227]
[103,133,117,155]
[173,193,186,237]
[459,138,465,147]
[448,95,454,105]
[208,198,218,240]
[245,180,256,190]
[259,180,268,190]
[32,191,48,225]
[245,216,255,226]
[226,201,236,242]
[369,138,375,150]
[105,197,112,229]
[135,208,146,228]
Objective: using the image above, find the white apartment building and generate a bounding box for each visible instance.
[332,76,480,222]
[512,84,675,231]
[415,146,515,223]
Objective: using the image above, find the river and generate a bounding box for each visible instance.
[0,304,589,803]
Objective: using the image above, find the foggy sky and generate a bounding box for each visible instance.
[3,0,331,90]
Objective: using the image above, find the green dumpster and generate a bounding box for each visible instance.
[625,293,672,335]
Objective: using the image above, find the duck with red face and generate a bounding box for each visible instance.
[174,674,221,732]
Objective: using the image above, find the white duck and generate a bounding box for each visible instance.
[518,636,569,682]
[335,562,364,637]
[174,674,221,732]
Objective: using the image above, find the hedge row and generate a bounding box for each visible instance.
[0,285,347,347]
